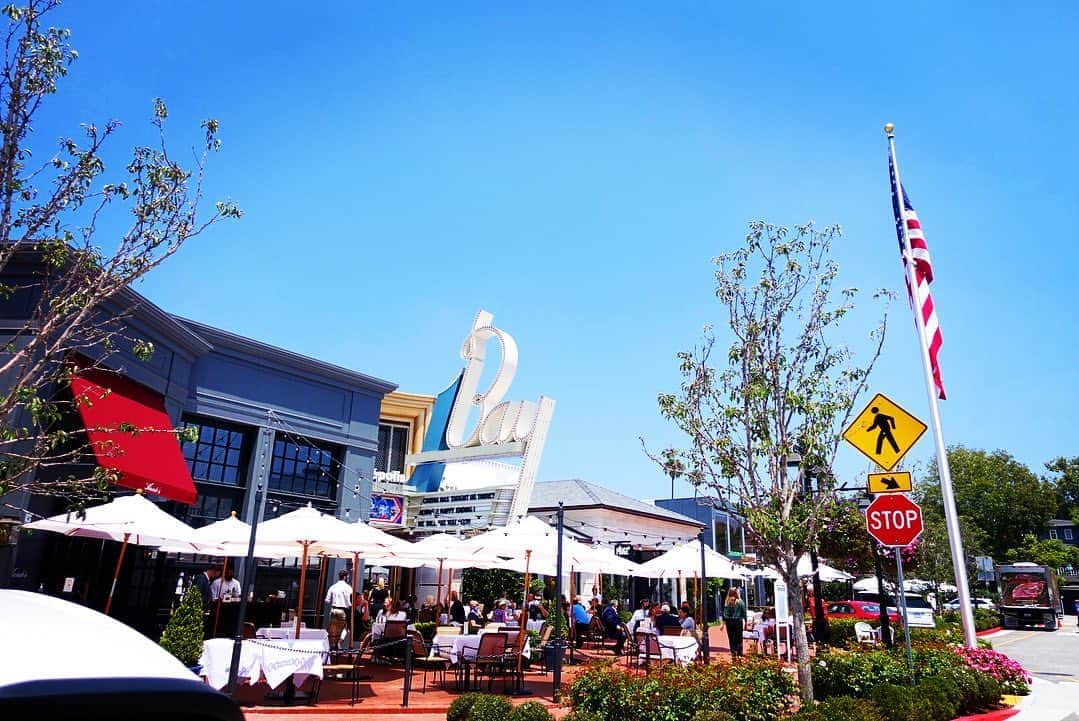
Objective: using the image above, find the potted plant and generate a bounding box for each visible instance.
[414,621,437,642]
[160,585,206,673]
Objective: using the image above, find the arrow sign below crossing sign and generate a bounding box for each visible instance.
[865,494,924,547]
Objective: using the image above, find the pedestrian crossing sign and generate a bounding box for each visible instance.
[843,393,927,471]
[866,470,914,494]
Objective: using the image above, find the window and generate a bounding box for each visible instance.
[268,437,339,499]
[186,489,240,527]
[1049,529,1058,540]
[1065,528,1074,541]
[181,417,251,486]
[376,423,410,473]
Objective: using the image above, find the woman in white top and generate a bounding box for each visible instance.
[386,599,407,621]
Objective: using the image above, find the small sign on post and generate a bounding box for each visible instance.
[867,471,913,495]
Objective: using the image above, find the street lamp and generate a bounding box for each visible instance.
[787,450,830,645]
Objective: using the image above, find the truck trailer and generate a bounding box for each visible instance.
[996,562,1063,630]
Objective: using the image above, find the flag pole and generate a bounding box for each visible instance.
[885,123,976,648]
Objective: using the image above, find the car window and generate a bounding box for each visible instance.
[862,603,880,613]
[902,597,932,609]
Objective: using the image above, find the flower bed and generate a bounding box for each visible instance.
[567,657,796,721]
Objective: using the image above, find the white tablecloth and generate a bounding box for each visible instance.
[525,619,546,634]
[636,632,699,666]
[199,638,327,690]
[431,630,529,665]
[371,621,417,640]
[256,627,330,644]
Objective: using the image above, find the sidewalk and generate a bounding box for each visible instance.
[999,614,1078,721]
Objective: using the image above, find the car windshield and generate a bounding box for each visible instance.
[903,597,932,610]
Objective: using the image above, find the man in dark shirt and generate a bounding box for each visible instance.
[654,604,681,633]
[192,566,219,610]
[600,599,625,655]
[449,590,466,624]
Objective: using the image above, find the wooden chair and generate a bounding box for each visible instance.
[319,632,372,706]
[633,631,665,674]
[406,631,449,693]
[660,625,682,636]
[378,620,409,662]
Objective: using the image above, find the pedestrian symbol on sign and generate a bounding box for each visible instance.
[843,393,927,471]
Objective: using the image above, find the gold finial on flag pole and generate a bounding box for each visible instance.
[884,122,895,136]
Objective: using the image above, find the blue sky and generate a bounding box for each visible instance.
[33,2,1079,499]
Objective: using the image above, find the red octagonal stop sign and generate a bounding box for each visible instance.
[865,494,924,547]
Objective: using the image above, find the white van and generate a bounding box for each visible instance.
[855,591,936,628]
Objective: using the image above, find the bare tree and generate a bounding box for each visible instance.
[0,1,240,510]
[653,222,886,702]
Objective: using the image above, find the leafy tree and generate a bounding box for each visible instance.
[655,222,887,702]
[0,1,239,510]
[461,567,524,608]
[905,503,990,601]
[1046,456,1079,522]
[919,447,1056,561]
[1005,533,1079,571]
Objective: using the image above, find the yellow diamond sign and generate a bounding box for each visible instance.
[843,393,927,471]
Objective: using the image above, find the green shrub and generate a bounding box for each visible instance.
[567,656,794,721]
[470,695,514,721]
[792,697,886,721]
[692,712,733,721]
[811,650,912,699]
[159,585,205,666]
[939,609,1001,632]
[562,712,603,721]
[507,700,553,721]
[447,692,484,721]
[907,677,959,721]
[823,618,859,649]
[867,683,913,721]
[909,625,964,646]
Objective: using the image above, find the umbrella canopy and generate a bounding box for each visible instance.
[25,493,202,549]
[742,565,781,580]
[636,539,746,579]
[461,516,597,576]
[795,554,854,582]
[158,513,291,557]
[24,493,204,614]
[377,533,505,569]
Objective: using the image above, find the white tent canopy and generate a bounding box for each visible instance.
[636,539,746,580]
[461,515,597,576]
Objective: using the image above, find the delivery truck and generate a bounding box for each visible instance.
[996,562,1062,630]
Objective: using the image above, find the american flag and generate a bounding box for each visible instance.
[890,153,945,399]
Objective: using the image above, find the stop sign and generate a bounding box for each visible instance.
[865,494,924,547]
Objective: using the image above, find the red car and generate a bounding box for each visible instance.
[825,600,900,623]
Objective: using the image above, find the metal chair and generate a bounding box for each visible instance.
[464,632,508,692]
[406,631,449,693]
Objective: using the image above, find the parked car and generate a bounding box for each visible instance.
[942,597,996,612]
[855,591,936,628]
[0,590,243,721]
[825,600,899,622]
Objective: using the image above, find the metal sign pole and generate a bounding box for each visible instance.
[894,547,913,680]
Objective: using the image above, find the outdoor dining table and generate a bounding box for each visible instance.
[256,627,330,644]
[199,637,328,692]
[637,630,699,666]
[430,630,530,691]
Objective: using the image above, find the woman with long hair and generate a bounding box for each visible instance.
[719,587,748,657]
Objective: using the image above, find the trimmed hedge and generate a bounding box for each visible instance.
[791,697,886,721]
[507,700,553,721]
[568,657,795,721]
[470,695,513,721]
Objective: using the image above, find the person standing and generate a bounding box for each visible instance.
[719,588,748,657]
[325,569,353,618]
[210,568,241,602]
[369,577,389,614]
[193,565,219,610]
[449,590,466,625]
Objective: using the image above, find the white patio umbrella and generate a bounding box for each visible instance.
[24,492,203,615]
[256,504,404,637]
[636,539,747,580]
[375,533,506,607]
[795,554,854,582]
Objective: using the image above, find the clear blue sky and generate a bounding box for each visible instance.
[33,1,1079,498]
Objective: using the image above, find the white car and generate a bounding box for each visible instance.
[857,591,936,628]
[942,597,996,612]
[0,590,242,721]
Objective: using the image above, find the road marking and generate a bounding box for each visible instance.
[992,631,1036,647]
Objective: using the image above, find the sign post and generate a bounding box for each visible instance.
[864,494,923,675]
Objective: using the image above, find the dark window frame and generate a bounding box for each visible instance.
[268,435,340,500]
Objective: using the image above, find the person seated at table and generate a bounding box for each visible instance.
[466,599,483,625]
[449,591,466,625]
[589,597,601,615]
[386,599,408,622]
[629,598,652,634]
[418,595,439,623]
[600,599,626,655]
[571,597,591,648]
[490,599,508,624]
[760,607,777,643]
[526,593,548,621]
[678,607,697,634]
[654,604,681,634]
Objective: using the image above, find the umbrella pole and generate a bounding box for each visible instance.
[295,542,310,638]
[435,558,444,616]
[213,556,228,637]
[350,552,358,648]
[103,532,131,616]
[513,549,532,691]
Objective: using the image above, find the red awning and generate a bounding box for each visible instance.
[71,365,197,504]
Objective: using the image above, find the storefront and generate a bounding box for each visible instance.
[0,259,397,635]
